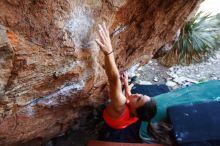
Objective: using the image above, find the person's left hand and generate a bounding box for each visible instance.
[95,22,113,55]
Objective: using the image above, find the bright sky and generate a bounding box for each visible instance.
[198,0,220,15]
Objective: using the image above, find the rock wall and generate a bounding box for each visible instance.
[0,0,201,145]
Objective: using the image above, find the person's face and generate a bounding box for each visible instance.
[128,94,151,116]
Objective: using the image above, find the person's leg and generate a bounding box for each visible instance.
[121,120,142,143]
[98,121,142,143]
[98,123,121,142]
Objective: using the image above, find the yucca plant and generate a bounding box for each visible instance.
[215,13,220,48]
[159,12,220,67]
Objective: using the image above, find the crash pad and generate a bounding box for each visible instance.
[139,80,220,142]
[167,101,220,146]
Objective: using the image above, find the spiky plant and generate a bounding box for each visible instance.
[215,13,220,48]
[159,12,220,67]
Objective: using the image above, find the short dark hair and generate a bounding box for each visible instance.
[136,98,157,121]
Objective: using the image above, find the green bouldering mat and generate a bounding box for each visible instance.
[139,80,220,142]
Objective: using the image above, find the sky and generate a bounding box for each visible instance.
[198,0,220,15]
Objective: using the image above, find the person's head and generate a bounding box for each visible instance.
[128,94,157,121]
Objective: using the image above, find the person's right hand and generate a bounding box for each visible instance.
[121,72,129,86]
[96,22,113,55]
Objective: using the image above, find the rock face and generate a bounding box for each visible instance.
[0,0,201,145]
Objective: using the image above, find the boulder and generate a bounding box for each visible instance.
[0,0,202,145]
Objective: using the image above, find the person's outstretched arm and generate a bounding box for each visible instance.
[96,23,126,114]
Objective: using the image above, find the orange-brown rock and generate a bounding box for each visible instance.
[0,0,201,145]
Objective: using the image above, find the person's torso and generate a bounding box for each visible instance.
[103,104,138,129]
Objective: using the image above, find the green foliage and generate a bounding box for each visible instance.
[159,12,220,67]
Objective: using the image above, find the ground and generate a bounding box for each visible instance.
[44,51,220,146]
[134,51,220,90]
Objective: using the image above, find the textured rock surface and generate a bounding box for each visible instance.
[0,0,201,145]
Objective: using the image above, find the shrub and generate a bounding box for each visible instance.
[159,12,220,67]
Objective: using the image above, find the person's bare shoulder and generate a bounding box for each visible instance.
[105,104,126,118]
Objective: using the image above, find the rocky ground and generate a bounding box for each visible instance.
[132,51,220,90]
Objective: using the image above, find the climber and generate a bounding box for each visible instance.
[95,23,157,143]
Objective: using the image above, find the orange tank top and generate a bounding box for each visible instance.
[103,105,138,129]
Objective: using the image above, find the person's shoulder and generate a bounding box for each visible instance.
[105,104,126,119]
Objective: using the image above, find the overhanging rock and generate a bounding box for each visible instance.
[0,0,201,145]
